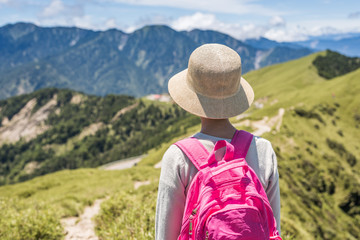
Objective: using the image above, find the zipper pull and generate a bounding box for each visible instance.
[189,215,193,236]
[192,208,197,215]
[189,208,197,239]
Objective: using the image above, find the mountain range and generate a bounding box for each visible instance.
[296,33,360,57]
[0,22,314,99]
[244,33,360,57]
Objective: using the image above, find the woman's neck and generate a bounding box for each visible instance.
[200,118,237,139]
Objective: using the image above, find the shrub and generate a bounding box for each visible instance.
[294,108,325,125]
[95,183,157,240]
[326,138,357,166]
[339,186,360,216]
[312,50,360,79]
[0,198,63,240]
[337,130,344,137]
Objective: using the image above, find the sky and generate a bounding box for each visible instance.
[0,0,360,42]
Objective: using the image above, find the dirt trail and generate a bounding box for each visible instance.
[61,155,147,239]
[235,108,285,136]
[101,155,145,170]
[61,199,104,240]
[134,180,151,189]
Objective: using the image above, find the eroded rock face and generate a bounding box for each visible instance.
[0,95,57,144]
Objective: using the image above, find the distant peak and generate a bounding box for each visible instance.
[1,22,38,40]
[139,24,174,31]
[2,22,38,29]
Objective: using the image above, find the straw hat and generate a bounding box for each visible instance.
[168,43,254,119]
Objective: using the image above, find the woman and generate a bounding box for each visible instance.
[155,43,281,239]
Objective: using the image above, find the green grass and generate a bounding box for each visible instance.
[242,52,360,239]
[0,169,137,217]
[0,198,63,239]
[95,182,158,240]
[0,166,161,239]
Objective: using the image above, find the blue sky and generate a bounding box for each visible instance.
[0,0,359,41]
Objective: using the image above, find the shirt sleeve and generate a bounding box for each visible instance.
[155,145,187,240]
[265,145,281,235]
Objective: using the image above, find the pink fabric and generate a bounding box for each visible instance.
[175,130,281,240]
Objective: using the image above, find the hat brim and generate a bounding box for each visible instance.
[168,69,254,119]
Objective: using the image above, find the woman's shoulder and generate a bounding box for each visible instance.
[162,144,186,163]
[247,135,276,167]
[252,135,273,150]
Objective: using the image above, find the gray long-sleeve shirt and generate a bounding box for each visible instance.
[155,132,281,240]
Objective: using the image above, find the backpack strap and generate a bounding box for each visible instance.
[174,138,210,171]
[231,130,254,159]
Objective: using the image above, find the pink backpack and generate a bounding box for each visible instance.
[175,130,282,240]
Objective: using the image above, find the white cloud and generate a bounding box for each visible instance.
[171,12,218,31]
[264,26,308,42]
[72,15,94,29]
[269,16,285,27]
[124,14,173,32]
[169,12,276,41]
[41,0,65,17]
[101,0,282,16]
[39,0,83,19]
[165,12,347,42]
[105,18,117,29]
[0,0,9,4]
[37,0,90,28]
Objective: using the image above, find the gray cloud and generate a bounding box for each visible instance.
[39,0,83,19]
[36,0,87,28]
[348,11,360,19]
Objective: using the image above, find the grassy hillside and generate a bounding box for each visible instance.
[241,51,360,239]
[0,51,359,239]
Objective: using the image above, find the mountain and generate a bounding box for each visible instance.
[255,46,314,69]
[122,25,197,89]
[0,51,359,239]
[295,34,360,57]
[0,24,161,98]
[244,34,360,57]
[244,37,305,50]
[243,37,314,68]
[0,22,98,72]
[0,22,313,99]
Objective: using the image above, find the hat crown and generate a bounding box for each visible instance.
[187,44,242,99]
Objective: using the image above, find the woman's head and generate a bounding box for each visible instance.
[168,43,254,119]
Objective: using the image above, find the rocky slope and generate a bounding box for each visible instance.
[0,88,199,184]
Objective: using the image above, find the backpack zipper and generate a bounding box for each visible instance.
[205,231,209,240]
[189,208,197,239]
